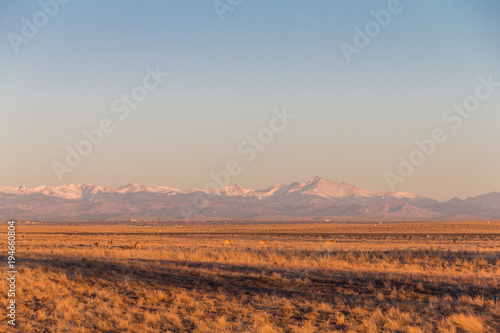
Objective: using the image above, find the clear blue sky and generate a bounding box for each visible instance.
[1,0,499,200]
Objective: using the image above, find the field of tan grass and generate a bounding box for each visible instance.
[1,221,499,332]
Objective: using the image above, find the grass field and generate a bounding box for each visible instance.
[1,221,499,332]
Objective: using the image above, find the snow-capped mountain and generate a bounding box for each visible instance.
[0,177,498,221]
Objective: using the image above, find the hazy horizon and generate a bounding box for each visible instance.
[2,1,500,201]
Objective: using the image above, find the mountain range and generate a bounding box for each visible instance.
[1,177,499,222]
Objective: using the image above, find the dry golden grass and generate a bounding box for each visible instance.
[1,221,499,332]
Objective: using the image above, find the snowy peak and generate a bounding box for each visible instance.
[211,185,253,196]
[263,181,303,197]
[0,178,415,200]
[255,182,287,197]
[388,191,419,199]
[300,176,362,198]
[250,177,376,199]
[0,179,499,221]
[0,183,179,199]
[115,183,154,193]
[27,184,95,199]
[106,183,180,195]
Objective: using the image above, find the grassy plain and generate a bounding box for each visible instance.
[1,221,499,332]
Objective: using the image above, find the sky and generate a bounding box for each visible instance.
[1,0,499,201]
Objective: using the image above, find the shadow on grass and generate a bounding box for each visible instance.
[9,255,500,303]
